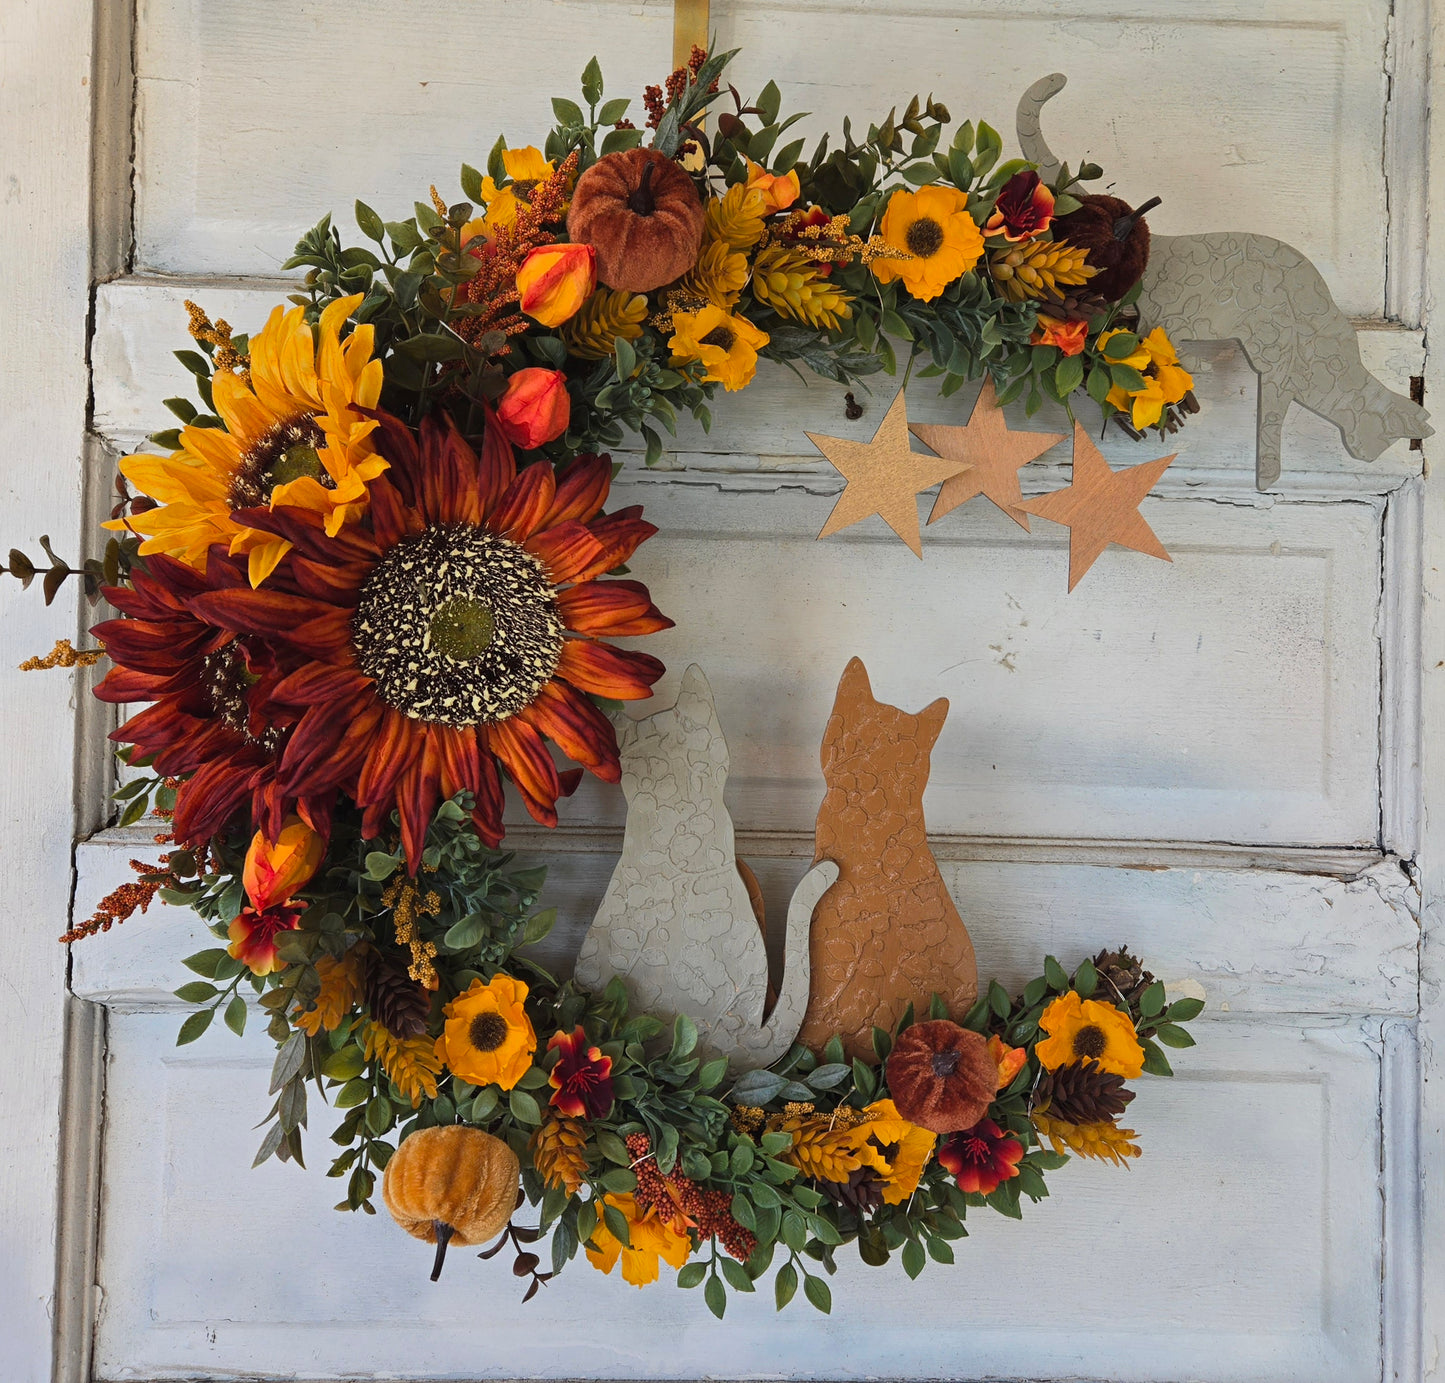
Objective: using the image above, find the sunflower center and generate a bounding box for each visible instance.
[428,595,496,660]
[1072,1024,1107,1059]
[700,325,736,352]
[228,416,334,509]
[351,524,564,728]
[905,216,945,259]
[200,640,280,751]
[468,1011,510,1052]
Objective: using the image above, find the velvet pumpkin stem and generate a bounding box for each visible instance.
[430,1221,456,1281]
[1113,196,1162,240]
[627,159,658,216]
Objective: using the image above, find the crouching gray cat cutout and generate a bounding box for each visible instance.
[574,665,838,1068]
[1017,73,1432,489]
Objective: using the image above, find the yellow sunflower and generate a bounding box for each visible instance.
[107,293,386,586]
[1101,326,1194,430]
[669,304,769,391]
[585,1192,692,1287]
[1034,992,1145,1079]
[871,185,985,302]
[849,1099,937,1205]
[463,146,556,243]
[435,973,537,1089]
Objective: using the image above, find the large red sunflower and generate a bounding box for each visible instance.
[189,411,671,867]
[92,550,331,846]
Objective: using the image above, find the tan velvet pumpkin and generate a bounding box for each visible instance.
[382,1124,520,1279]
[567,147,704,292]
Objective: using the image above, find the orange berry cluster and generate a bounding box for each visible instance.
[626,1132,756,1262]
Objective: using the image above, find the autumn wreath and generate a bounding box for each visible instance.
[15,46,1202,1317]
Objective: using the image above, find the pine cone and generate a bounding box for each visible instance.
[364,950,432,1038]
[531,1117,588,1196]
[560,287,649,360]
[1035,1059,1135,1125]
[751,245,853,330]
[1092,947,1157,1010]
[1035,285,1112,321]
[990,239,1096,303]
[819,1165,885,1216]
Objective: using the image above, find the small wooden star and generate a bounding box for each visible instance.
[807,390,964,558]
[911,377,1066,530]
[1017,422,1177,591]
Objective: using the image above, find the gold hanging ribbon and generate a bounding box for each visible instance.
[673,0,709,69]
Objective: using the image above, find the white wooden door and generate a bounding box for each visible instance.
[13,0,1445,1380]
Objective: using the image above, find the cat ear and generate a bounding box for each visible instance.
[834,656,875,710]
[674,664,720,730]
[915,696,949,748]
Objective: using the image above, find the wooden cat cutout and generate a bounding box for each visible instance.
[797,658,978,1059]
[574,665,839,1068]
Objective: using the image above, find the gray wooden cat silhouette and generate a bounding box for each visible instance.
[1018,74,1431,489]
[574,665,838,1068]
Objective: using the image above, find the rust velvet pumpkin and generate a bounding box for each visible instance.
[884,1019,998,1133]
[1051,192,1162,302]
[567,148,704,292]
[382,1124,520,1280]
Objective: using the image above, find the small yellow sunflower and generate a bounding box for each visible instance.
[1034,991,1145,1079]
[585,1192,692,1287]
[463,147,557,243]
[1101,326,1194,430]
[669,304,769,391]
[435,973,537,1089]
[849,1099,937,1205]
[871,185,985,302]
[107,293,386,586]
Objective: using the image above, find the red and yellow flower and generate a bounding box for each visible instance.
[106,294,387,587]
[517,244,597,327]
[225,815,325,975]
[188,411,670,868]
[937,1118,1024,1195]
[547,1026,615,1119]
[984,170,1054,242]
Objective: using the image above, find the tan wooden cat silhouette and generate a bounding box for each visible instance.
[798,658,977,1059]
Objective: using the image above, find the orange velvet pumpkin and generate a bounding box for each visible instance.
[567,148,704,292]
[382,1124,520,1279]
[884,1019,998,1134]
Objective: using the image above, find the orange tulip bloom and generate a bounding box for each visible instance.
[517,243,597,327]
[495,368,571,449]
[242,815,324,911]
[743,160,800,215]
[987,1034,1027,1090]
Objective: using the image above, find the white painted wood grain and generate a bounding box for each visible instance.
[71,828,1419,1018]
[91,277,1427,488]
[130,0,1393,320]
[89,1013,1384,1382]
[0,3,95,1382]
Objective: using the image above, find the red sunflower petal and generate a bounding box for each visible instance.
[488,461,557,542]
[524,520,605,585]
[355,707,422,814]
[397,732,444,872]
[556,580,674,637]
[568,507,660,583]
[517,680,621,782]
[436,726,506,847]
[271,661,371,708]
[543,453,612,527]
[171,755,257,846]
[478,406,518,516]
[484,717,562,826]
[556,639,666,700]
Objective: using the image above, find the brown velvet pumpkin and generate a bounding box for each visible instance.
[885,1019,998,1134]
[567,148,704,292]
[382,1124,520,1280]
[1051,193,1162,302]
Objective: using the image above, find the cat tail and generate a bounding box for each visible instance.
[735,859,840,1069]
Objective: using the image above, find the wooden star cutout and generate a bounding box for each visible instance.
[807,390,964,558]
[911,377,1066,531]
[1017,422,1177,591]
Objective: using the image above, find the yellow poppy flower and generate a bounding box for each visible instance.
[585,1193,692,1287]
[106,293,386,586]
[502,145,554,184]
[668,304,769,392]
[1100,326,1193,430]
[435,973,537,1089]
[1034,992,1144,1079]
[871,185,984,302]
